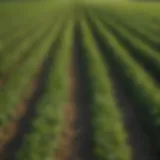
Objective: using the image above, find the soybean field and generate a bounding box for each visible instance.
[0,1,160,160]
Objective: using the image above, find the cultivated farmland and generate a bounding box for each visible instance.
[0,1,160,160]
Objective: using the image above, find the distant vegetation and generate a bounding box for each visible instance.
[0,1,160,160]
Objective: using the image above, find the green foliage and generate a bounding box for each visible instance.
[89,15,160,150]
[0,15,64,127]
[1,1,160,159]
[16,18,74,160]
[81,16,131,160]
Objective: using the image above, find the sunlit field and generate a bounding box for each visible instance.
[0,1,160,160]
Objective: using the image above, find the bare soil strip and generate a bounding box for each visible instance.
[67,24,94,160]
[0,22,54,84]
[87,16,159,160]
[54,23,94,160]
[54,59,76,160]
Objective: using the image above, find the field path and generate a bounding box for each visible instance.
[54,53,76,160]
[53,23,94,160]
[69,25,94,160]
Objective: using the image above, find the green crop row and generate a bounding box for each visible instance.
[0,17,65,128]
[104,12,160,48]
[0,16,56,75]
[80,16,131,160]
[90,7,160,41]
[16,17,74,160]
[99,11,160,46]
[90,5,160,36]
[89,10,160,85]
[0,10,57,53]
[89,15,160,151]
[0,1,57,38]
[120,22,160,48]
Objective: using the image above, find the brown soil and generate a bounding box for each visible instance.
[0,80,4,87]
[54,23,94,160]
[68,24,94,160]
[54,65,77,160]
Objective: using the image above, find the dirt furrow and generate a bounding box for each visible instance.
[68,24,94,160]
[54,59,76,160]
